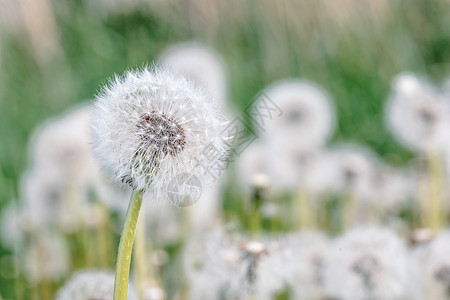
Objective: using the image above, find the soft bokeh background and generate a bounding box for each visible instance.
[0,0,449,299]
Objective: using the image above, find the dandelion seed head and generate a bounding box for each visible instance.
[183,225,242,299]
[25,103,132,217]
[258,80,336,153]
[91,67,229,201]
[412,230,450,300]
[369,164,415,212]
[386,72,450,153]
[55,270,137,300]
[325,144,378,203]
[324,227,413,300]
[296,151,338,194]
[21,168,78,231]
[282,231,330,300]
[159,43,228,110]
[24,231,70,283]
[30,104,100,184]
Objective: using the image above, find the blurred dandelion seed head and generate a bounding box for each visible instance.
[324,227,413,300]
[259,80,336,152]
[55,270,137,300]
[24,231,70,284]
[413,231,450,300]
[387,72,450,153]
[159,42,228,110]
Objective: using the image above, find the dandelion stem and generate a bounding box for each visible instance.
[298,189,314,230]
[342,189,355,232]
[98,204,111,268]
[134,205,148,299]
[114,189,144,300]
[427,151,445,232]
[250,186,263,239]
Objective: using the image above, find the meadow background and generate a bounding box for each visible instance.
[0,0,449,299]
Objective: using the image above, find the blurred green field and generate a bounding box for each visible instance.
[0,0,449,298]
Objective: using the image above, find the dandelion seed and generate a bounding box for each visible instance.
[369,164,415,213]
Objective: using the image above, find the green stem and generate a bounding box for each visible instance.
[114,189,144,300]
[427,151,445,231]
[250,186,263,239]
[134,205,148,299]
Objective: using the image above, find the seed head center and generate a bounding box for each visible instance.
[138,111,186,156]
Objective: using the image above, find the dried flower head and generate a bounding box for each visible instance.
[91,67,229,204]
[55,270,137,300]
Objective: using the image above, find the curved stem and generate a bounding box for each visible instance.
[114,189,144,300]
[134,204,148,299]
